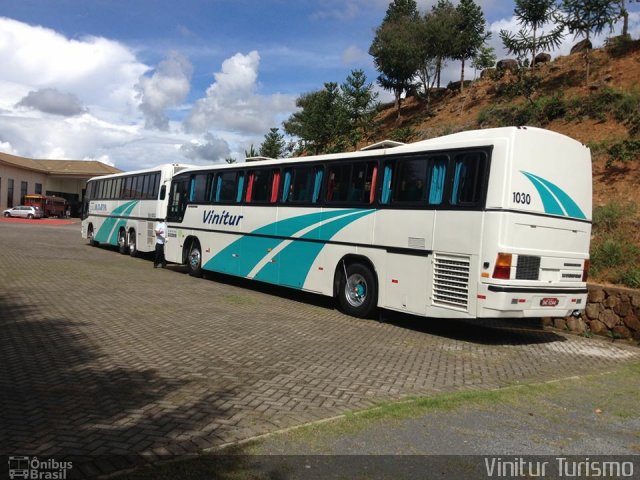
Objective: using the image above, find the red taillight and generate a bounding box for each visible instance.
[492,253,512,279]
[582,259,590,282]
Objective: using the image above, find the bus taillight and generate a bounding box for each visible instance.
[582,259,590,282]
[492,253,512,279]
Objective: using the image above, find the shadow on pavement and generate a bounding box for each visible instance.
[0,296,238,478]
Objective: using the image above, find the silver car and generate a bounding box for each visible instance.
[3,205,43,219]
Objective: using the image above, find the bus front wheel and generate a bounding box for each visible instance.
[188,241,203,278]
[338,262,377,318]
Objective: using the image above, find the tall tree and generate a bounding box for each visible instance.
[283,83,348,154]
[500,0,565,67]
[369,18,421,121]
[244,144,259,160]
[259,128,286,158]
[453,0,490,92]
[562,0,619,84]
[425,0,459,88]
[382,0,419,22]
[341,69,379,149]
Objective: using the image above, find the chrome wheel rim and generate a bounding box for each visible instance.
[189,248,201,269]
[345,273,367,307]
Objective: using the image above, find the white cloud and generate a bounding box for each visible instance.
[342,45,370,67]
[136,51,193,131]
[181,133,231,162]
[184,51,297,135]
[0,17,148,116]
[16,88,87,116]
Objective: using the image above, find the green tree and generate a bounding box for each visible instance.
[428,0,460,88]
[562,0,620,84]
[341,69,379,149]
[453,0,491,92]
[471,45,497,76]
[382,0,419,22]
[500,0,565,67]
[244,144,259,160]
[259,128,286,158]
[283,82,349,154]
[369,18,421,121]
[224,157,236,164]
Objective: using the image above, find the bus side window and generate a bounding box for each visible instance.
[450,152,486,206]
[312,167,323,203]
[380,164,393,204]
[428,156,448,206]
[281,170,292,202]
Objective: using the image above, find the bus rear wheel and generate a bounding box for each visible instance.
[188,241,203,278]
[128,230,137,257]
[338,262,377,318]
[118,229,128,254]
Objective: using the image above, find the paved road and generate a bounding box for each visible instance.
[1,221,638,477]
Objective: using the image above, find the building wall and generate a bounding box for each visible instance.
[0,164,48,211]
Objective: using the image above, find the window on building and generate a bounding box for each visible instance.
[7,179,14,208]
[20,181,28,203]
[35,183,42,194]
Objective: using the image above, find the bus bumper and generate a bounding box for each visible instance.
[475,284,588,318]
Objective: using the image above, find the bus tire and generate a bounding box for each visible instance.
[128,229,137,257]
[118,229,128,254]
[338,262,377,318]
[87,225,97,246]
[188,241,203,278]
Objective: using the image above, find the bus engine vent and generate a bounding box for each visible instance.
[516,255,540,280]
[432,253,470,311]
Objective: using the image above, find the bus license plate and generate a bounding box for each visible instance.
[540,297,559,307]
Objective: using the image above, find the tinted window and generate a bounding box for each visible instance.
[167,175,189,221]
[326,162,376,204]
[450,151,487,206]
[247,170,272,203]
[216,171,238,203]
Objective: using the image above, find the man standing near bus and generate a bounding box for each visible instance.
[154,218,167,268]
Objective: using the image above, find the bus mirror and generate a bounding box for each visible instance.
[160,185,166,200]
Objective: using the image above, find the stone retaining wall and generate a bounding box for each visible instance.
[544,284,640,340]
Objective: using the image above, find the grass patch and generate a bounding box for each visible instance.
[590,201,640,285]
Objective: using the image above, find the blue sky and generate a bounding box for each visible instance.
[0,0,638,171]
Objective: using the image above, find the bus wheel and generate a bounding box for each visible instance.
[87,225,98,246]
[339,262,377,318]
[188,241,203,278]
[118,229,128,254]
[128,230,137,257]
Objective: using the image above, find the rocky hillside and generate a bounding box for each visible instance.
[373,39,640,288]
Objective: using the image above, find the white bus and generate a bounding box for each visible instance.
[164,127,592,319]
[81,164,191,255]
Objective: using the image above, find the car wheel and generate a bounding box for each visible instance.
[27,214,34,219]
[188,241,203,278]
[338,262,377,318]
[4,212,10,217]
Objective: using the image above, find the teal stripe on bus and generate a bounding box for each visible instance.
[522,171,586,219]
[521,171,565,217]
[94,201,138,244]
[254,209,375,288]
[202,209,368,277]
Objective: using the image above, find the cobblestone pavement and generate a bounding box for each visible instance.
[1,222,638,475]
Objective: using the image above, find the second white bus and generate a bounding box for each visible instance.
[81,164,191,255]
